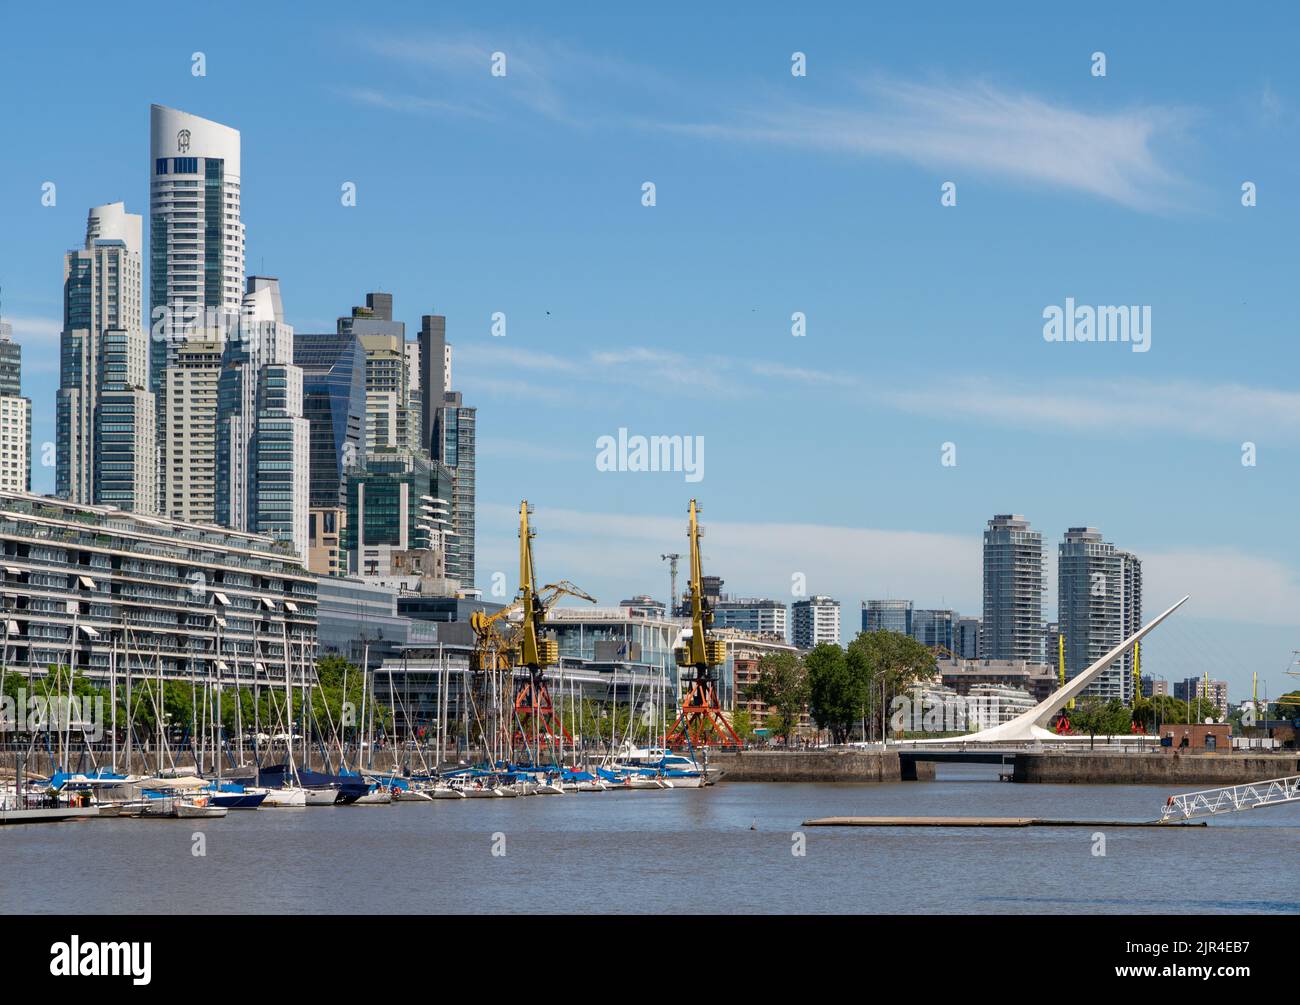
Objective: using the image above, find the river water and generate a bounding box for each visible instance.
[4,765,1297,914]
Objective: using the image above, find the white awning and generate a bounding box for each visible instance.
[284,601,298,612]
[213,592,230,606]
[261,598,275,610]
[79,625,100,638]
[6,620,19,634]
[216,660,229,671]
[214,616,226,628]
[4,566,21,575]
[79,576,97,589]
[254,661,266,672]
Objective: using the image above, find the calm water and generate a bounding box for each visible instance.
[4,765,1298,914]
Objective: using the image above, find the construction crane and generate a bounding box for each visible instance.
[661,552,682,616]
[512,501,596,763]
[666,500,740,748]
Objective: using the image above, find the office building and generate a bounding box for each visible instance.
[955,616,981,659]
[1174,677,1229,718]
[713,597,787,640]
[431,390,476,588]
[912,608,956,652]
[792,595,840,649]
[343,447,456,586]
[981,514,1046,663]
[862,599,913,635]
[339,293,419,454]
[295,331,366,511]
[1058,527,1142,702]
[57,202,153,510]
[149,105,244,390]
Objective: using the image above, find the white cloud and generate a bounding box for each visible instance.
[881,376,1300,443]
[664,77,1195,211]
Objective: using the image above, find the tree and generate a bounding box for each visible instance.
[729,709,756,743]
[805,643,861,744]
[748,651,809,747]
[844,630,937,740]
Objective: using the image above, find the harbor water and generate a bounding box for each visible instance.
[4,766,1297,914]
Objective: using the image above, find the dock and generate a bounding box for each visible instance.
[0,806,101,825]
[802,816,1206,828]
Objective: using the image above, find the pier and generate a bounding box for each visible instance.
[803,816,1206,828]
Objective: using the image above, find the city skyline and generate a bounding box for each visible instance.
[2,5,1298,701]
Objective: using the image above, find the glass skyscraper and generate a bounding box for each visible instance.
[294,332,366,509]
[981,514,1046,662]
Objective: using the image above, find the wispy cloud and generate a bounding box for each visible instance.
[881,376,1300,443]
[661,77,1194,211]
[347,28,1197,211]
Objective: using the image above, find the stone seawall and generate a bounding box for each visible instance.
[709,749,932,783]
[1012,751,1300,785]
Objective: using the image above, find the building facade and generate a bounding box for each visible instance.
[149,105,244,390]
[295,331,366,510]
[58,202,152,511]
[912,608,956,652]
[0,491,314,687]
[215,277,309,557]
[1058,527,1142,703]
[431,391,476,588]
[343,448,455,584]
[792,595,840,649]
[955,616,981,659]
[712,597,787,640]
[981,514,1046,663]
[862,599,913,635]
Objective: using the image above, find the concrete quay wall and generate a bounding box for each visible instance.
[1012,751,1300,785]
[709,749,933,783]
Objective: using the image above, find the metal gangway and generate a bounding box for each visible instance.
[1160,774,1300,822]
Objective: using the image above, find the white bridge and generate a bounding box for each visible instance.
[1159,774,1300,822]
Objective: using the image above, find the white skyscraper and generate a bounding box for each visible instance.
[792,596,841,649]
[57,202,156,511]
[215,277,309,558]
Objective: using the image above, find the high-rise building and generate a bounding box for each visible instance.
[161,338,223,524]
[1058,527,1142,702]
[713,598,788,640]
[912,608,956,652]
[431,390,476,588]
[416,313,448,455]
[955,616,981,659]
[149,105,244,390]
[294,331,366,509]
[343,448,455,584]
[0,318,30,494]
[215,278,308,557]
[1173,677,1228,718]
[340,293,419,454]
[57,203,153,510]
[981,514,1046,662]
[792,596,840,649]
[862,599,913,634]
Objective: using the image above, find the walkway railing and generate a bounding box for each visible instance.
[1160,774,1300,822]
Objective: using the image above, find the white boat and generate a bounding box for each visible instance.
[176,800,228,818]
[353,788,392,805]
[262,787,308,807]
[492,785,518,798]
[394,787,433,802]
[537,781,566,795]
[428,783,465,800]
[576,780,606,792]
[304,787,340,806]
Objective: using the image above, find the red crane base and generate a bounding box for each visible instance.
[666,678,740,748]
[512,676,572,755]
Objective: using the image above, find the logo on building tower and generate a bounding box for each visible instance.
[177,128,191,153]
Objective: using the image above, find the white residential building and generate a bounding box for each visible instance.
[792,595,840,649]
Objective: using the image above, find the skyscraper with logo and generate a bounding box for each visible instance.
[981,514,1046,662]
[57,202,154,511]
[151,106,244,519]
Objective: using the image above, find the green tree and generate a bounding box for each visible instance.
[748,651,809,747]
[805,643,862,744]
[729,709,756,743]
[845,630,936,741]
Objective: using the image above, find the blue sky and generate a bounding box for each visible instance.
[2,2,1299,700]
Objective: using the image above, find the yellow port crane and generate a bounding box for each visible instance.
[512,501,596,762]
[666,499,740,748]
